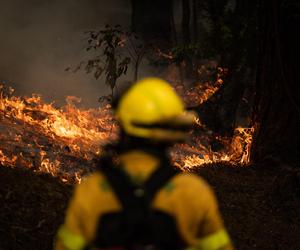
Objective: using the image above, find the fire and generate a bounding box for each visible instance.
[230,127,255,164]
[174,126,254,170]
[176,67,226,107]
[0,84,117,182]
[0,77,254,183]
[0,149,17,166]
[170,66,254,170]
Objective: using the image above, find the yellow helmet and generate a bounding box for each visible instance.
[116,77,197,141]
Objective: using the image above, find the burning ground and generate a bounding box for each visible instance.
[0,77,299,249]
[0,68,254,182]
[0,84,117,183]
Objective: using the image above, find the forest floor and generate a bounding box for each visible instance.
[0,163,299,250]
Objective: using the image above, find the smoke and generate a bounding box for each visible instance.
[0,0,131,107]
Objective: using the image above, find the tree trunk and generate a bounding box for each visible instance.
[251,0,300,166]
[192,0,198,42]
[170,2,178,45]
[182,0,191,44]
[131,0,173,45]
[201,0,257,135]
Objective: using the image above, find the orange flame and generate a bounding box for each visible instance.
[0,75,254,182]
[0,84,117,182]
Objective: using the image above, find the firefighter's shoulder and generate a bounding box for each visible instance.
[173,172,215,195]
[79,171,111,192]
[173,172,212,189]
[72,171,122,212]
[155,171,218,210]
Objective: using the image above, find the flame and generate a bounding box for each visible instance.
[0,149,17,166]
[176,67,226,106]
[169,66,254,170]
[0,84,117,182]
[0,74,254,182]
[174,126,254,171]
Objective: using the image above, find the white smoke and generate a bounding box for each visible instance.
[0,0,132,107]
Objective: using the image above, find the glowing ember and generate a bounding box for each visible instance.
[0,149,17,166]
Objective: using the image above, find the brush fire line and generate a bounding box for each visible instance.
[0,82,254,183]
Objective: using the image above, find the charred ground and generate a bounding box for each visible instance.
[0,163,299,250]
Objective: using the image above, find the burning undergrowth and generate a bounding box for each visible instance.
[0,70,254,183]
[0,84,117,182]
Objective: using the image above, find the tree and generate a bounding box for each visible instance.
[251,0,300,165]
[184,0,258,135]
[131,0,174,45]
[70,25,131,99]
[182,0,191,45]
[192,0,198,42]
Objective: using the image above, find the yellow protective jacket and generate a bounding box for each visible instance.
[55,150,233,250]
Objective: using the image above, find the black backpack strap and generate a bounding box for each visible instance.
[100,163,140,211]
[143,162,179,205]
[99,155,179,210]
[96,155,182,249]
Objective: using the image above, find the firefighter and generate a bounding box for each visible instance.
[55,78,233,250]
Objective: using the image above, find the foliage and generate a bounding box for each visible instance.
[68,25,147,101]
[122,31,147,82]
[83,25,131,97]
[67,25,129,100]
[170,44,202,64]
